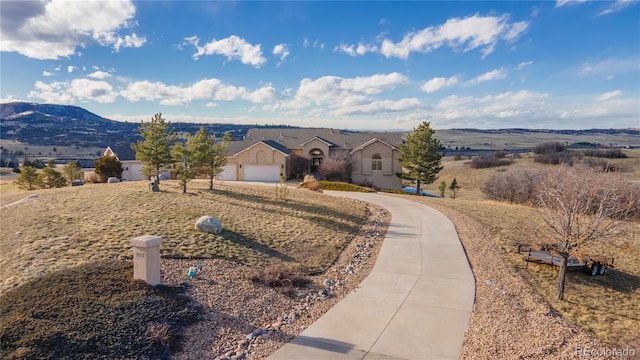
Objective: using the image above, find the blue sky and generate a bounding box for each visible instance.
[1,0,638,130]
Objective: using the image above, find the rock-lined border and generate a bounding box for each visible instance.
[162,203,389,359]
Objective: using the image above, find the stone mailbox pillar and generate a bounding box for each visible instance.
[131,235,163,286]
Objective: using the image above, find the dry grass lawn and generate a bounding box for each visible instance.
[406,149,640,349]
[0,180,369,295]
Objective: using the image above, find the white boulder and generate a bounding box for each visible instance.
[195,216,223,234]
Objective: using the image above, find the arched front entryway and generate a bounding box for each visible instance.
[309,148,324,173]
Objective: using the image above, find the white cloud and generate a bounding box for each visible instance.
[185,35,266,67]
[244,85,276,103]
[297,72,407,104]
[597,90,622,101]
[0,94,23,103]
[0,0,142,60]
[335,42,377,57]
[517,61,533,70]
[420,76,459,93]
[597,0,637,16]
[28,81,75,104]
[469,68,507,84]
[27,79,117,104]
[120,78,275,105]
[68,66,76,73]
[69,79,117,103]
[88,71,111,80]
[303,38,325,50]
[337,14,529,60]
[332,98,421,116]
[559,96,638,124]
[578,57,640,78]
[428,90,549,127]
[273,44,290,65]
[263,72,411,117]
[93,32,146,52]
[205,102,219,108]
[555,0,588,7]
[42,71,53,77]
[557,0,638,15]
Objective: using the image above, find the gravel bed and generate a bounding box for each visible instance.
[162,203,389,360]
[426,202,611,360]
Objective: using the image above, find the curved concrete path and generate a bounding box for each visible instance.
[269,192,475,360]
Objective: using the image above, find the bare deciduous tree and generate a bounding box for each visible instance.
[536,165,639,300]
[318,150,352,181]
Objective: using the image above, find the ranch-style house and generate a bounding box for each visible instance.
[105,127,405,190]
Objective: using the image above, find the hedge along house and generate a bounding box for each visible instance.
[220,128,404,190]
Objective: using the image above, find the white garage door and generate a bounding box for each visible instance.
[217,165,237,181]
[243,165,281,182]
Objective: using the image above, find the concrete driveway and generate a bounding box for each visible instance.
[268,191,475,360]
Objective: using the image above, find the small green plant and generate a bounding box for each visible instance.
[438,181,447,197]
[276,172,288,200]
[449,178,460,199]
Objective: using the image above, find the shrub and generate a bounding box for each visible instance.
[322,181,374,192]
[289,154,310,180]
[533,141,566,154]
[493,151,508,159]
[318,150,352,181]
[481,168,540,204]
[438,181,447,197]
[534,152,574,166]
[84,171,101,183]
[583,158,617,172]
[470,153,513,169]
[251,265,311,298]
[583,148,628,159]
[355,179,377,190]
[299,179,321,191]
[453,154,463,161]
[94,155,123,183]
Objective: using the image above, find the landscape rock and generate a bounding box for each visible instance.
[195,216,223,234]
[107,177,120,183]
[149,181,159,192]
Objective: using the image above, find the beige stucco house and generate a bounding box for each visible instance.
[222,128,404,190]
[109,127,405,190]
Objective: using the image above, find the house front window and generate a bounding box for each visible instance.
[372,154,382,171]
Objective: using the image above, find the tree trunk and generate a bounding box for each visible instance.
[557,254,568,300]
[209,175,214,190]
[416,178,421,196]
[156,166,161,185]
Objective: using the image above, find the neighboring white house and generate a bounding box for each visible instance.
[103,145,168,181]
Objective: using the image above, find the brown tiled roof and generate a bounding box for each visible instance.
[243,128,405,150]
